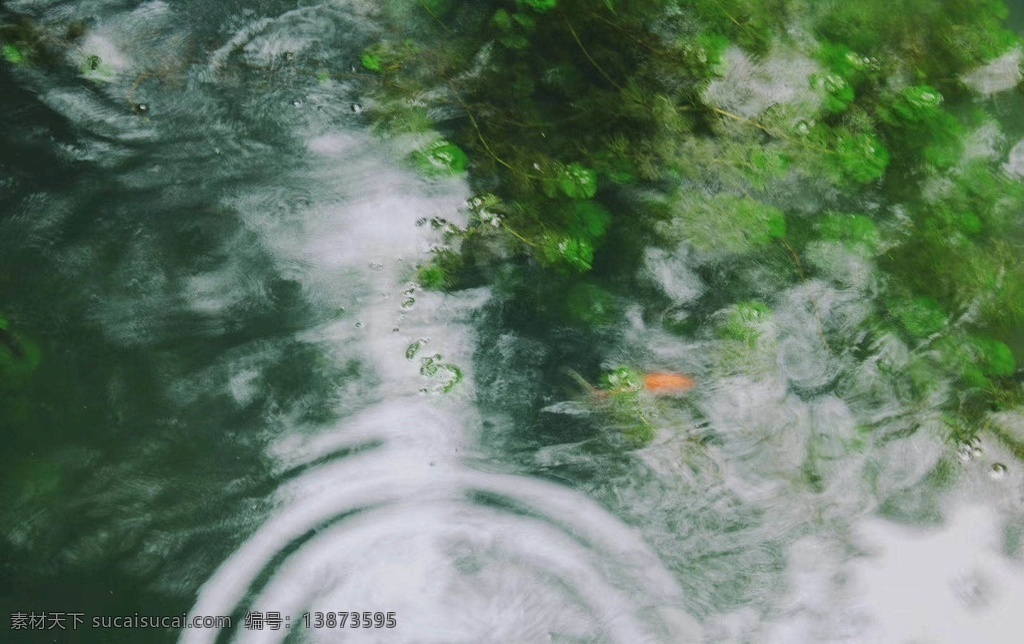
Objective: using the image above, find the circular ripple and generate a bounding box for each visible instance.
[183,447,699,643]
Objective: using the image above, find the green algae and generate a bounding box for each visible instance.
[352,0,1024,446]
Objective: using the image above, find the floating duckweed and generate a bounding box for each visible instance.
[719,301,772,345]
[492,9,513,30]
[601,367,643,393]
[541,234,595,273]
[816,213,880,252]
[406,339,425,360]
[359,40,418,74]
[746,149,789,187]
[669,194,786,256]
[939,334,1016,389]
[833,130,890,184]
[417,263,448,289]
[552,163,598,200]
[817,42,873,82]
[973,336,1016,378]
[518,0,557,13]
[891,85,944,123]
[80,54,116,83]
[437,364,463,393]
[420,354,441,377]
[360,51,382,72]
[418,354,462,393]
[417,248,462,290]
[412,140,469,176]
[812,72,855,114]
[890,296,946,339]
[2,44,24,64]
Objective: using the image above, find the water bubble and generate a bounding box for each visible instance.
[291,100,303,109]
[956,443,975,464]
[990,463,1008,480]
[354,322,363,328]
[133,103,149,115]
[351,103,363,114]
[968,436,983,458]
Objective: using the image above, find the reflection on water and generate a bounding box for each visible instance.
[1,1,1023,643]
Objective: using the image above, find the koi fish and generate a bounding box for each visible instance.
[642,372,695,394]
[563,367,695,398]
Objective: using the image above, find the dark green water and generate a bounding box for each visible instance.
[2,1,1024,643]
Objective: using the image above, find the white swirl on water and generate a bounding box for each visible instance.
[182,402,698,643]
[176,5,699,641]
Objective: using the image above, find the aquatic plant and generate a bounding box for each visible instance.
[354,0,1024,445]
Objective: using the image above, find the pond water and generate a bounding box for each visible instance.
[1,1,1023,643]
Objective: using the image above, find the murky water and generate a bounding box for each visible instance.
[2,1,1024,643]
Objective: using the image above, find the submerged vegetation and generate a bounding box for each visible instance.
[351,0,1024,446]
[2,0,1022,450]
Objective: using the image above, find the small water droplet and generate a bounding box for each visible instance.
[292,99,303,109]
[351,103,363,114]
[354,321,363,328]
[991,463,1008,480]
[133,102,149,114]
[956,444,974,463]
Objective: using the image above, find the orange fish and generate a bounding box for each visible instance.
[642,372,695,394]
